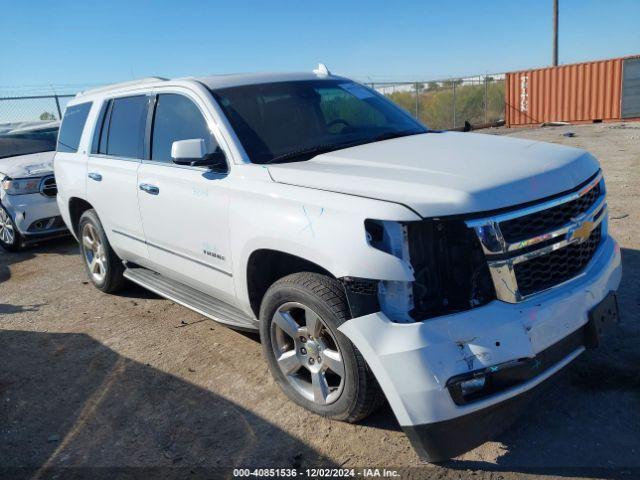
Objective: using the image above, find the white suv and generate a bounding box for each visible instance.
[54,69,621,461]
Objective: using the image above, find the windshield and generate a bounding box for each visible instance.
[210,80,427,164]
[0,127,58,160]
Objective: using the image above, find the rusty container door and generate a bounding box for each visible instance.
[505,58,626,126]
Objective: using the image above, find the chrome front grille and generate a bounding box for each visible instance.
[40,175,57,197]
[500,183,601,243]
[466,171,606,302]
[513,225,602,296]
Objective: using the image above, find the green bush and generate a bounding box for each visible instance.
[385,81,504,130]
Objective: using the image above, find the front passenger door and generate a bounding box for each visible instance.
[137,92,235,303]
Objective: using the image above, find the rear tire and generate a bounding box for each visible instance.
[259,272,384,422]
[78,209,125,293]
[0,204,23,252]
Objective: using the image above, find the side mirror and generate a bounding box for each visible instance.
[171,139,227,171]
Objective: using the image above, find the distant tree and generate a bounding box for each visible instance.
[40,111,56,120]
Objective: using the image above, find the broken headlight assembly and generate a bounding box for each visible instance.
[365,218,496,322]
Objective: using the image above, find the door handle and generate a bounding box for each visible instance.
[88,172,102,181]
[139,183,160,195]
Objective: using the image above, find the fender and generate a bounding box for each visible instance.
[227,168,420,309]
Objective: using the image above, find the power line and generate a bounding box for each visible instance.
[553,0,559,66]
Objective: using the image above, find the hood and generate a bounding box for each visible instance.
[266,132,600,217]
[0,151,55,179]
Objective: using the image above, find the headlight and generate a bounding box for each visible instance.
[2,177,42,195]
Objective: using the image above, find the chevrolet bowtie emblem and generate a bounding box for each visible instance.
[568,220,594,243]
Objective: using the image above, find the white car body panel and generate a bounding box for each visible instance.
[267,132,601,217]
[55,101,100,237]
[133,84,240,303]
[137,162,236,303]
[86,156,149,263]
[227,164,420,315]
[0,151,55,178]
[1,186,61,234]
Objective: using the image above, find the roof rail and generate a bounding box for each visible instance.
[76,77,168,97]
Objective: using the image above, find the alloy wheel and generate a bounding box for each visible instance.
[0,208,15,245]
[81,223,107,283]
[270,302,345,405]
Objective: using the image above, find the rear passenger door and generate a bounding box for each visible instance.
[137,91,235,302]
[86,95,149,264]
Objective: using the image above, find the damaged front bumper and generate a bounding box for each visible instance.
[2,190,68,242]
[338,235,622,462]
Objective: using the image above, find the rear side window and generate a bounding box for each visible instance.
[57,102,92,153]
[90,101,110,154]
[106,96,148,159]
[98,100,112,155]
[151,94,215,162]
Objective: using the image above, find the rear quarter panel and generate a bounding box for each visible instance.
[54,99,103,234]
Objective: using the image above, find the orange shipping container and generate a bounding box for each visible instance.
[505,56,640,127]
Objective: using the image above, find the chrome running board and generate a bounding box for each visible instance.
[123,265,257,331]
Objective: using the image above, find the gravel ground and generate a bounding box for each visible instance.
[1,122,639,479]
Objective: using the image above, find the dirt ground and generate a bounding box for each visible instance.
[1,122,639,479]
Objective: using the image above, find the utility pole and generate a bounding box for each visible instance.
[552,0,559,66]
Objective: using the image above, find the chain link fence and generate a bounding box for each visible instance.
[368,73,505,130]
[0,73,506,131]
[0,94,74,130]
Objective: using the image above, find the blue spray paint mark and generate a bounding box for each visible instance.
[299,205,315,237]
[299,206,325,237]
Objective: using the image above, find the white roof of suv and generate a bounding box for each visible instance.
[195,71,347,90]
[75,67,347,99]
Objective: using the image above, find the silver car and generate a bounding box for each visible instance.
[0,122,67,251]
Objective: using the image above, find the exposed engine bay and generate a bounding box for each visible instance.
[365,218,495,322]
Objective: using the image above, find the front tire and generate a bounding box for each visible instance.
[0,204,22,252]
[259,272,383,422]
[78,209,125,293]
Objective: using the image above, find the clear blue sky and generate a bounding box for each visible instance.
[1,0,639,90]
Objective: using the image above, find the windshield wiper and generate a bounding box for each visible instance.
[264,144,343,165]
[371,129,423,142]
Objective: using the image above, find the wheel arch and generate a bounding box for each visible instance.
[246,248,335,319]
[68,197,94,236]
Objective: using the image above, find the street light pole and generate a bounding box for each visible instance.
[553,0,559,66]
